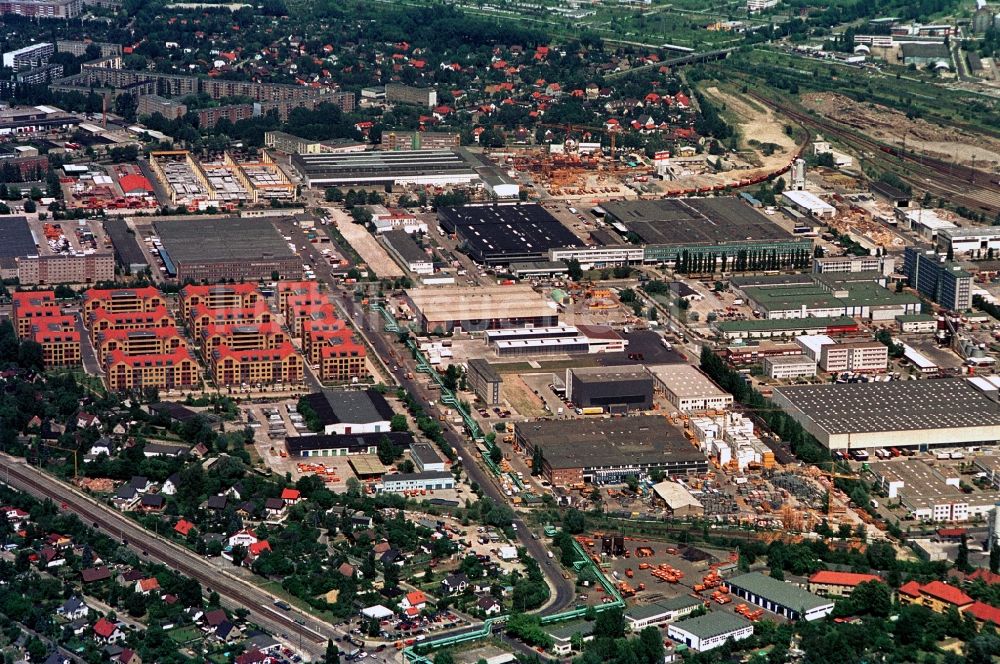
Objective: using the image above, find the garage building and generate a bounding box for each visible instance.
[646,364,734,412]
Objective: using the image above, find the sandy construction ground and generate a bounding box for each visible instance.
[326,207,405,278]
[801,91,1000,168]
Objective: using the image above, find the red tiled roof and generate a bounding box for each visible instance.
[919,580,973,606]
[118,174,152,194]
[899,580,923,597]
[94,617,117,638]
[174,519,195,536]
[808,571,881,587]
[966,601,1000,625]
[281,488,300,501]
[968,568,1000,585]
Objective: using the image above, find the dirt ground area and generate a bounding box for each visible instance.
[499,374,547,418]
[801,91,1000,168]
[326,207,405,278]
[705,86,799,169]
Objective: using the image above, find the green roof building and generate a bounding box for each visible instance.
[667,611,754,652]
[727,572,834,621]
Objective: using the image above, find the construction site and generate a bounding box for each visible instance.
[147,150,296,210]
[61,162,159,213]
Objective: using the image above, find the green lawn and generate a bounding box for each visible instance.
[167,625,202,644]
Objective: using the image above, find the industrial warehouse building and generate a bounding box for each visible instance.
[514,415,707,486]
[713,316,859,341]
[726,572,834,621]
[484,324,626,357]
[732,273,920,321]
[625,596,703,630]
[290,149,478,188]
[378,471,454,493]
[403,285,558,333]
[667,612,754,652]
[284,431,414,458]
[467,358,502,406]
[103,219,149,274]
[154,218,301,282]
[438,204,582,265]
[299,388,395,436]
[565,366,654,412]
[771,379,1000,451]
[646,364,734,412]
[867,458,1000,522]
[602,197,812,270]
[382,230,433,275]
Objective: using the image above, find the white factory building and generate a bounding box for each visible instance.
[781,190,836,219]
[762,354,817,379]
[646,364,734,412]
[771,379,1000,451]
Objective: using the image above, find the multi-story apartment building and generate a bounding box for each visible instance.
[83,286,165,315]
[17,252,114,286]
[11,290,61,339]
[199,322,287,358]
[0,0,82,19]
[105,347,199,392]
[179,283,260,322]
[55,40,122,58]
[29,318,80,367]
[276,281,323,318]
[94,326,186,363]
[186,303,272,338]
[210,343,303,387]
[87,307,176,345]
[2,42,54,69]
[286,301,337,339]
[302,318,367,382]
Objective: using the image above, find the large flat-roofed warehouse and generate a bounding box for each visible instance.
[566,366,654,412]
[0,215,35,279]
[514,415,707,486]
[438,204,582,265]
[726,572,834,621]
[289,149,478,188]
[646,364,734,412]
[404,284,557,333]
[602,197,812,268]
[771,379,1000,451]
[103,219,148,275]
[154,218,301,282]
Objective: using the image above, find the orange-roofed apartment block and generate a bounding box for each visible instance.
[87,307,176,345]
[12,290,60,339]
[179,283,261,321]
[30,317,81,367]
[807,571,882,598]
[210,343,303,387]
[94,326,187,364]
[186,303,272,337]
[200,321,287,357]
[83,286,165,315]
[302,317,367,382]
[105,347,199,392]
[276,281,323,318]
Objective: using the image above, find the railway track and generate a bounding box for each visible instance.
[0,457,331,658]
[747,92,1000,215]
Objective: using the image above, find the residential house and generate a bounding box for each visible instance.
[401,591,427,611]
[135,577,160,595]
[93,618,126,644]
[161,473,181,496]
[140,494,165,511]
[81,567,112,584]
[203,609,228,629]
[244,633,282,655]
[264,497,285,518]
[57,596,90,621]
[477,596,502,615]
[228,529,258,548]
[116,649,142,664]
[174,519,195,537]
[280,488,301,505]
[441,573,469,595]
[206,495,228,511]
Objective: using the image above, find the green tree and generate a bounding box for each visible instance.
[563,509,586,534]
[390,414,410,432]
[991,542,1000,575]
[566,259,583,281]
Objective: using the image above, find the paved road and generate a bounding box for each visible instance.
[0,455,339,661]
[337,294,578,616]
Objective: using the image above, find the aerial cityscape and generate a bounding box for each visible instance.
[0,0,999,662]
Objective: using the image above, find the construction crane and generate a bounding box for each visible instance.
[538,122,622,165]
